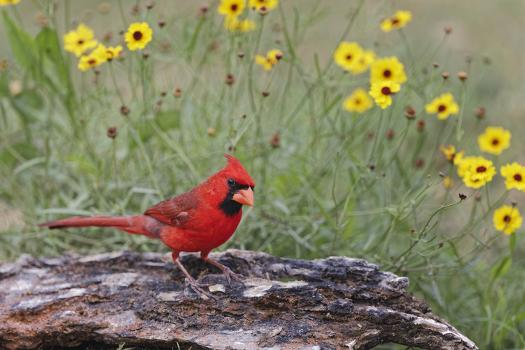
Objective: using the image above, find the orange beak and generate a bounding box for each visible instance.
[232,188,254,207]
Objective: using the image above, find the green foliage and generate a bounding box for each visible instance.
[0,1,524,348]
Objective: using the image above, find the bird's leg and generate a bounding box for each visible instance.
[172,252,215,299]
[201,251,244,285]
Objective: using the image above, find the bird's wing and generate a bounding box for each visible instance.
[144,190,200,226]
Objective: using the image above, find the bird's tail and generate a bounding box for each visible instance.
[39,215,159,238]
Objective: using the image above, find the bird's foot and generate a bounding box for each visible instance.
[184,277,217,300]
[203,257,245,286]
[220,265,244,285]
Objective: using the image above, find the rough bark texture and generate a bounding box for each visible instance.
[0,249,477,350]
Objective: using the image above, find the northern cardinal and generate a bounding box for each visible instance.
[40,154,255,296]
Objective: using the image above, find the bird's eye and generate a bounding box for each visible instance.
[227,178,235,186]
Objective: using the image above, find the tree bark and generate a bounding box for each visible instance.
[0,249,477,350]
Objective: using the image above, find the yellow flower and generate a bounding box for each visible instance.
[267,49,283,64]
[369,81,400,109]
[125,22,153,51]
[352,50,375,75]
[500,163,525,191]
[218,0,245,17]
[455,156,496,189]
[343,88,373,113]
[425,93,459,120]
[333,42,364,74]
[249,0,278,11]
[380,10,412,32]
[443,176,454,189]
[370,57,407,84]
[224,16,256,32]
[105,45,123,61]
[493,205,522,235]
[255,49,283,71]
[78,44,108,72]
[0,0,20,5]
[63,24,98,57]
[440,145,457,162]
[478,126,511,155]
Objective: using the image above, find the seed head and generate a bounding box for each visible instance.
[417,119,425,132]
[225,73,235,86]
[199,5,209,15]
[173,87,182,98]
[444,26,453,35]
[441,71,450,80]
[35,12,49,27]
[459,193,467,200]
[207,127,216,137]
[404,105,416,119]
[97,2,111,14]
[475,106,486,119]
[457,71,468,81]
[385,128,395,140]
[158,20,166,28]
[146,1,155,10]
[270,131,281,148]
[262,91,270,97]
[120,105,130,116]
[107,126,118,139]
[415,158,424,169]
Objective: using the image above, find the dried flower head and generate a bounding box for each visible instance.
[107,127,118,139]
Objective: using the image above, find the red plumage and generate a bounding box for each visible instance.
[40,154,255,295]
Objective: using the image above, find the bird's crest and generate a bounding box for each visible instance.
[223,154,255,187]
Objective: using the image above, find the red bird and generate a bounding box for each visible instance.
[40,154,254,295]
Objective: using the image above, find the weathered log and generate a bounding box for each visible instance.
[0,249,477,350]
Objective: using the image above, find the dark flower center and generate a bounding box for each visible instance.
[231,3,238,11]
[133,31,143,41]
[514,173,522,182]
[381,87,392,95]
[503,215,511,223]
[476,166,487,173]
[88,59,97,66]
[354,98,361,105]
[77,39,85,45]
[346,54,352,61]
[491,138,500,145]
[391,17,400,25]
[383,69,392,78]
[438,104,447,112]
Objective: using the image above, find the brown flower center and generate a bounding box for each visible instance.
[383,69,392,78]
[88,58,97,66]
[503,215,511,223]
[438,104,447,112]
[514,173,522,182]
[381,87,392,95]
[133,31,143,41]
[346,54,352,61]
[354,98,361,105]
[491,138,500,145]
[391,17,400,25]
[77,39,84,45]
[476,166,487,173]
[231,3,238,11]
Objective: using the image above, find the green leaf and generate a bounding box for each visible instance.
[35,27,70,90]
[490,256,512,281]
[156,109,180,130]
[2,11,38,72]
[10,89,45,122]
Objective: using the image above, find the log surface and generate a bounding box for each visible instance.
[0,249,477,350]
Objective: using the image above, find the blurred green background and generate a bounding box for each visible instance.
[1,1,525,349]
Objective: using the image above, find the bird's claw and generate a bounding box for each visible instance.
[184,278,217,300]
[221,266,244,285]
